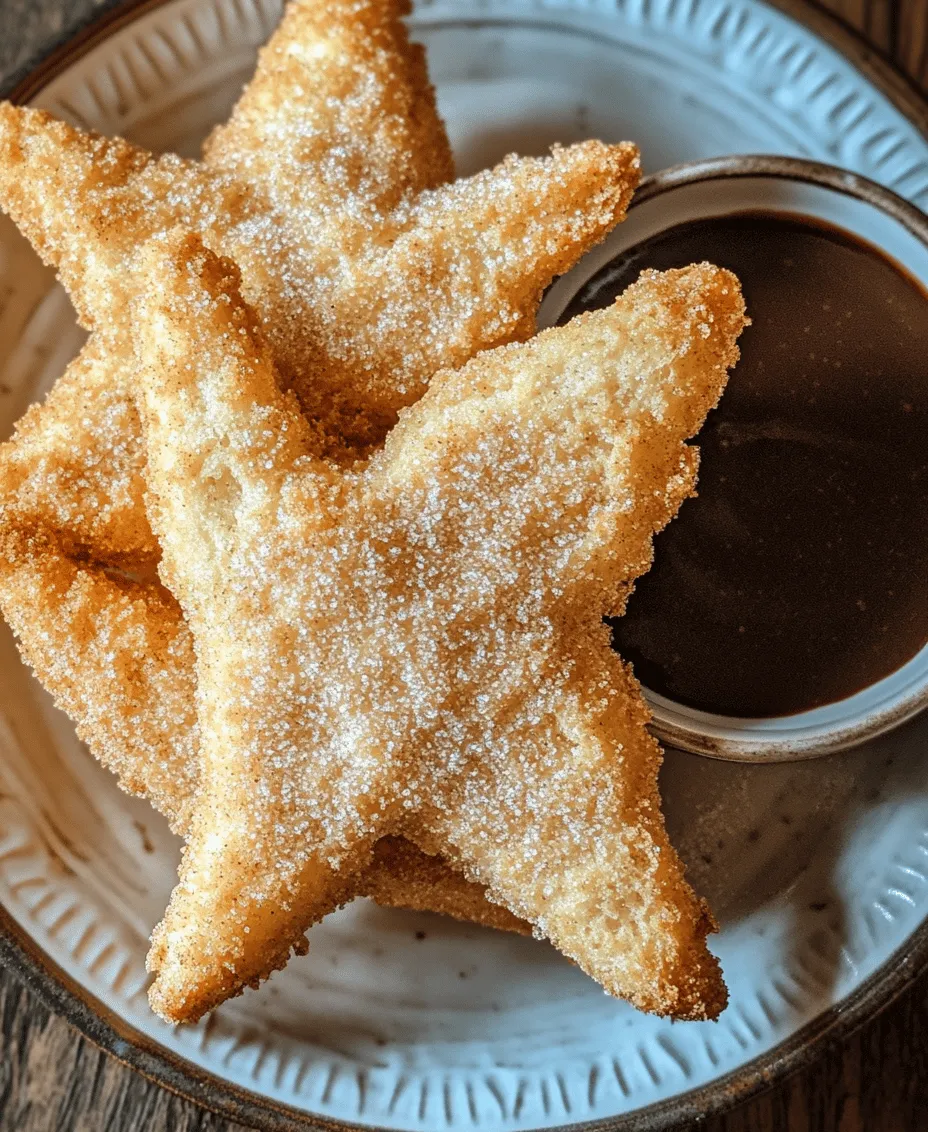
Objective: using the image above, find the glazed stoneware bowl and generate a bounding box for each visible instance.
[2,3,928,1132]
[540,156,928,765]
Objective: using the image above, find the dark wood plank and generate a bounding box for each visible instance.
[898,0,928,91]
[1,0,927,1129]
[0,969,246,1131]
[704,967,928,1131]
[3,958,928,1130]
[816,0,895,52]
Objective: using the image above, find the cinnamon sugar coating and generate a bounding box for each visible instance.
[0,519,529,929]
[0,0,639,926]
[364,838,530,934]
[135,232,744,1024]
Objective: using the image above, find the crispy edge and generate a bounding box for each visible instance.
[377,263,746,1020]
[364,838,531,934]
[0,526,200,828]
[204,0,454,209]
[139,239,740,1021]
[0,335,157,567]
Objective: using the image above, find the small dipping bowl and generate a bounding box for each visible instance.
[538,156,928,763]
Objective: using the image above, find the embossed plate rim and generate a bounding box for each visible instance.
[4,901,928,1132]
[0,1,927,1130]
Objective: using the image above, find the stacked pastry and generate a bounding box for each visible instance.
[0,0,745,1025]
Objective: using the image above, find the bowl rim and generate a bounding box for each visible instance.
[0,1,927,1130]
[579,153,928,765]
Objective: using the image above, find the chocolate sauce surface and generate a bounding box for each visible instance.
[561,211,928,717]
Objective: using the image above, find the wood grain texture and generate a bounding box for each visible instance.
[0,0,927,1129]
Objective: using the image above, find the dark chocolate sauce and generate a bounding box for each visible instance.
[562,211,928,718]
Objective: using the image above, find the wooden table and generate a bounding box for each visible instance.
[0,1,927,1128]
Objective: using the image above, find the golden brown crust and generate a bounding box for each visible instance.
[0,336,157,566]
[0,526,200,827]
[0,102,639,455]
[204,0,455,207]
[0,495,526,929]
[0,1,639,935]
[362,838,531,934]
[135,234,743,1023]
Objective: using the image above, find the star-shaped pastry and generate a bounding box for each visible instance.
[133,230,744,1024]
[0,0,638,921]
[0,523,529,932]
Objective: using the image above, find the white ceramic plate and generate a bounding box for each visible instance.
[1,2,927,1130]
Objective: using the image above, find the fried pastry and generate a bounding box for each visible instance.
[132,231,744,1024]
[0,521,531,931]
[0,0,639,925]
